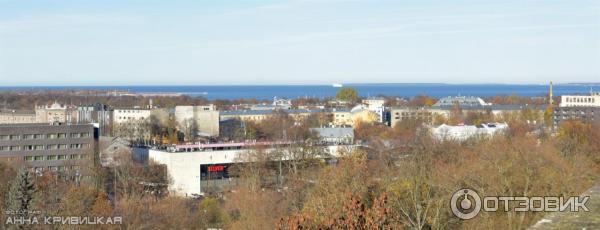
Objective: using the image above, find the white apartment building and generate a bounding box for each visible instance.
[431,123,508,141]
[560,92,600,107]
[112,109,151,124]
[361,97,386,123]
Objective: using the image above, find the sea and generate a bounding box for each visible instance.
[0,84,597,100]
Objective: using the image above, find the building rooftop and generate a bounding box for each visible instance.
[0,122,94,127]
[0,110,35,115]
[310,127,354,139]
[221,109,325,116]
[433,96,489,107]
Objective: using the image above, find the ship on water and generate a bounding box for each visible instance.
[332,83,343,88]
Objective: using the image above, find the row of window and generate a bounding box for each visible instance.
[565,97,596,103]
[30,165,81,173]
[117,116,146,120]
[395,112,433,116]
[24,154,87,161]
[0,144,90,151]
[0,132,90,141]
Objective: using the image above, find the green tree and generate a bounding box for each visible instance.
[5,169,36,220]
[336,87,359,104]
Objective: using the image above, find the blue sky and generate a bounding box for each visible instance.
[0,0,598,85]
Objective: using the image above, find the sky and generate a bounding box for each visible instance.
[0,0,599,85]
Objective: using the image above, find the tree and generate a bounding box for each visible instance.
[5,169,36,220]
[197,198,230,229]
[336,87,359,104]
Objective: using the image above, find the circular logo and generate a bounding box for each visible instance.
[450,188,481,220]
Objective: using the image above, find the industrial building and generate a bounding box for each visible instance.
[134,142,352,196]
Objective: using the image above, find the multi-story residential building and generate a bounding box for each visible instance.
[220,109,321,123]
[391,104,547,128]
[0,110,37,124]
[362,97,386,123]
[390,107,447,127]
[0,123,98,175]
[559,92,600,107]
[112,108,152,140]
[112,108,152,124]
[332,109,352,126]
[553,107,599,128]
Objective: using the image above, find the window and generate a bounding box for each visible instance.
[24,145,34,150]
[0,135,8,140]
[81,132,90,138]
[58,144,68,149]
[47,133,57,139]
[58,133,67,139]
[34,134,44,139]
[57,155,66,160]
[46,145,58,150]
[0,146,9,151]
[46,155,57,160]
[9,135,20,140]
[34,145,44,150]
[9,146,19,151]
[70,133,81,138]
[70,144,83,149]
[48,166,58,171]
[24,156,34,161]
[34,156,44,161]
[70,154,78,159]
[23,134,34,140]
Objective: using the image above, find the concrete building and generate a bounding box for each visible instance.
[310,127,354,145]
[174,106,220,137]
[559,92,600,107]
[133,142,353,196]
[0,123,98,175]
[0,110,37,124]
[431,123,508,141]
[76,103,111,136]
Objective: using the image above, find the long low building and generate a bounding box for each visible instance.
[133,143,354,196]
[390,104,547,127]
[430,123,509,141]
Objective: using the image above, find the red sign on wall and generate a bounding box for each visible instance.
[208,165,226,172]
